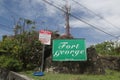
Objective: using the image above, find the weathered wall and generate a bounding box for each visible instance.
[45,47,105,74]
[101,56,120,71]
[0,68,32,80]
[0,68,9,80]
[7,71,33,80]
[44,47,120,74]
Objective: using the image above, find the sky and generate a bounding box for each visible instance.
[0,0,120,47]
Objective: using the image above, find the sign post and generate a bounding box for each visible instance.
[34,30,51,76]
[39,30,52,72]
[52,39,87,61]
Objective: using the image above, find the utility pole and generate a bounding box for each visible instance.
[11,16,18,36]
[64,0,71,37]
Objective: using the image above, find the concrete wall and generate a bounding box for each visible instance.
[0,68,33,80]
[7,71,33,80]
[0,68,9,80]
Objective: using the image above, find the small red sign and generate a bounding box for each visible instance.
[39,30,52,45]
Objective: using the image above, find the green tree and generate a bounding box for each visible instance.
[94,41,120,56]
[13,18,42,69]
[0,18,43,71]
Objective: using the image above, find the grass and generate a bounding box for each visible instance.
[20,69,120,80]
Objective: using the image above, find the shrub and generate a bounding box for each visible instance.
[0,55,22,71]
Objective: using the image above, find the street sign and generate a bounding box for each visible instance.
[52,39,87,61]
[39,30,52,45]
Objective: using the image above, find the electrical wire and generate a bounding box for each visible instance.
[42,0,118,39]
[70,0,120,38]
[69,12,119,36]
[0,16,10,22]
[48,0,115,38]
[61,0,120,35]
[71,0,120,30]
[0,23,13,30]
[0,23,13,35]
[0,4,20,17]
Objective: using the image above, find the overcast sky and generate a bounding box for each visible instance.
[0,0,120,46]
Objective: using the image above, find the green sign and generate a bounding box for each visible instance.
[52,39,87,61]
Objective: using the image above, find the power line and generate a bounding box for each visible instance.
[71,15,117,38]
[71,0,120,30]
[0,16,10,22]
[42,0,118,39]
[0,4,20,17]
[69,13,118,36]
[61,0,119,37]
[71,0,120,37]
[51,0,115,37]
[0,23,13,30]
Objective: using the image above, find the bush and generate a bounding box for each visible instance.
[0,55,22,71]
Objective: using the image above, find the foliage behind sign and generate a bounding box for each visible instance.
[52,39,87,61]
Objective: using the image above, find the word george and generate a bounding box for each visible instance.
[53,50,85,57]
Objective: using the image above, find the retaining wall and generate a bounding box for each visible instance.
[0,69,33,80]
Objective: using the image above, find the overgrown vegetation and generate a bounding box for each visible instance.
[0,55,22,71]
[0,18,60,71]
[0,18,42,71]
[92,41,120,56]
[0,18,120,73]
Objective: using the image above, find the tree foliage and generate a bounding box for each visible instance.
[0,18,62,71]
[93,41,120,56]
[0,18,42,71]
[0,55,22,71]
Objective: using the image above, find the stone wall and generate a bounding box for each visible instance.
[101,56,120,71]
[44,47,120,74]
[45,47,105,74]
